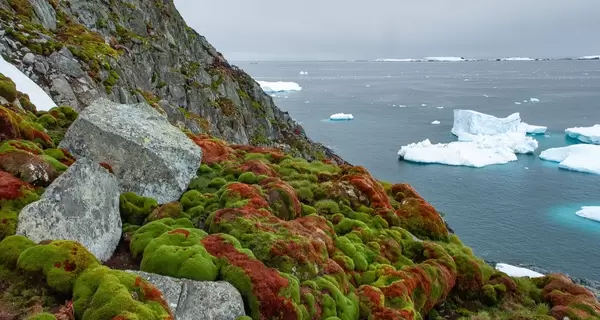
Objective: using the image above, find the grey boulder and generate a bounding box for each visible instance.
[16,158,121,262]
[59,98,203,203]
[128,271,246,320]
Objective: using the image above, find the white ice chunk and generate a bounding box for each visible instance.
[565,125,600,145]
[577,55,600,60]
[432,120,440,125]
[520,123,547,135]
[424,57,465,62]
[0,56,56,111]
[299,71,308,75]
[451,110,522,137]
[515,102,522,105]
[540,144,600,175]
[530,97,540,102]
[502,57,535,61]
[330,113,354,121]
[258,81,302,93]
[495,263,544,278]
[576,207,600,223]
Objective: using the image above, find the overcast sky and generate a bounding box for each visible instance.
[175,0,600,61]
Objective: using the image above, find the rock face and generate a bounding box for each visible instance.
[16,158,121,262]
[59,98,203,203]
[128,271,246,320]
[0,0,343,163]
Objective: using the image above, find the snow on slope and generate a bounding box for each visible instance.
[495,263,544,278]
[565,125,600,145]
[540,144,600,175]
[576,207,600,223]
[0,56,56,111]
[258,81,302,93]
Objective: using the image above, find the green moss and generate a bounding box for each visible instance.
[238,172,257,184]
[140,228,219,281]
[315,199,340,214]
[250,128,269,146]
[73,266,172,320]
[17,240,100,293]
[40,154,69,172]
[0,73,18,102]
[0,189,40,240]
[146,202,183,222]
[26,313,57,320]
[212,97,236,117]
[103,70,120,93]
[130,218,194,257]
[0,235,35,269]
[8,0,33,18]
[119,192,159,225]
[235,317,252,320]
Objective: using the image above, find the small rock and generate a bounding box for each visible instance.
[59,98,203,203]
[17,158,122,262]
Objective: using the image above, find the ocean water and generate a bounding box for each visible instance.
[236,61,600,281]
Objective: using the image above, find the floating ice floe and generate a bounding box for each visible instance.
[330,113,354,121]
[398,110,540,167]
[299,71,308,75]
[520,123,547,135]
[539,144,600,175]
[424,57,466,62]
[258,81,302,93]
[577,55,600,60]
[530,97,540,102]
[515,102,522,105]
[502,57,535,61]
[437,106,444,109]
[431,120,440,125]
[565,125,600,145]
[576,207,600,223]
[495,263,544,278]
[0,55,56,111]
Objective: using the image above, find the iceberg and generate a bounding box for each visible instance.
[539,144,600,175]
[495,263,544,278]
[398,110,540,167]
[451,110,522,137]
[257,81,302,93]
[0,56,56,111]
[330,113,354,121]
[565,125,600,145]
[577,55,600,60]
[299,71,308,75]
[424,57,465,62]
[502,57,535,61]
[520,123,547,135]
[431,120,440,125]
[530,97,540,102]
[576,207,600,223]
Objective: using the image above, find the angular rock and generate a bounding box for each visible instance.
[22,53,35,65]
[16,158,121,262]
[29,0,57,30]
[128,270,246,320]
[48,47,85,78]
[59,98,203,203]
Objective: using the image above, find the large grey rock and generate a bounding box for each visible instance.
[59,98,203,203]
[16,158,121,262]
[128,271,246,320]
[30,0,57,30]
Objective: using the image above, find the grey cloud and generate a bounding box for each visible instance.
[175,0,600,60]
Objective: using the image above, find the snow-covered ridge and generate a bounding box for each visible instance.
[257,81,302,94]
[565,125,600,145]
[495,263,544,278]
[539,144,600,175]
[576,207,600,223]
[502,57,535,61]
[0,56,56,111]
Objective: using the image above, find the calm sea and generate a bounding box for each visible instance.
[236,60,600,281]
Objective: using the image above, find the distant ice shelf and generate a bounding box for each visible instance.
[565,125,600,145]
[502,57,535,61]
[330,113,354,121]
[424,57,465,62]
[257,81,302,93]
[495,263,544,278]
[539,144,600,175]
[576,207,600,223]
[0,55,56,111]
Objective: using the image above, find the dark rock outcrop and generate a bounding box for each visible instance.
[0,0,342,162]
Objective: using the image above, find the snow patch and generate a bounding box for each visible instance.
[258,81,302,93]
[495,263,544,278]
[576,207,600,223]
[330,113,354,121]
[0,56,56,111]
[540,144,600,175]
[565,125,600,145]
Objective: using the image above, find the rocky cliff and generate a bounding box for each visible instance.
[0,0,342,162]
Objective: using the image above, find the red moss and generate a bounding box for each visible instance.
[225,183,270,210]
[99,162,114,173]
[260,178,302,220]
[133,276,174,319]
[4,140,43,154]
[0,169,34,200]
[63,260,76,272]
[59,148,76,166]
[542,274,600,317]
[201,234,298,320]
[188,134,235,165]
[167,228,191,238]
[340,166,392,210]
[0,106,53,148]
[394,185,448,240]
[236,159,277,177]
[0,151,59,186]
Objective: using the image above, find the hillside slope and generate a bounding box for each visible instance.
[0,0,342,162]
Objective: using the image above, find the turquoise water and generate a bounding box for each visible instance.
[238,61,600,281]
